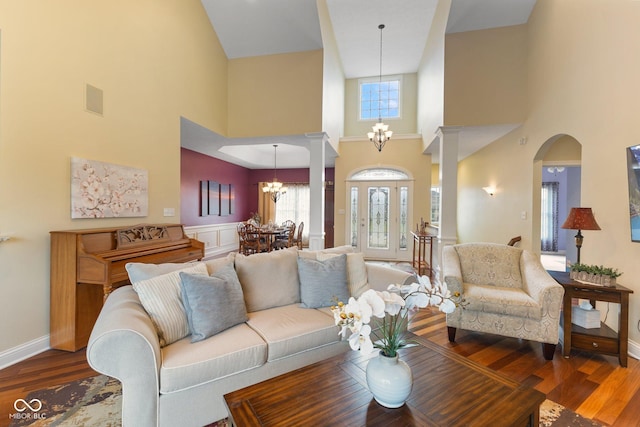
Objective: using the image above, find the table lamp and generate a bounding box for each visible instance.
[561,207,601,264]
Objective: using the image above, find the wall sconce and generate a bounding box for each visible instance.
[482,186,496,196]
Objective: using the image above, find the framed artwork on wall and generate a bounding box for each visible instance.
[626,144,640,242]
[200,181,209,217]
[220,184,230,216]
[199,180,235,217]
[207,181,220,216]
[71,157,148,219]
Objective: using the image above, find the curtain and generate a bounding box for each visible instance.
[275,183,310,245]
[541,182,559,252]
[257,182,277,224]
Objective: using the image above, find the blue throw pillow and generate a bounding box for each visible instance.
[179,267,248,342]
[297,253,349,308]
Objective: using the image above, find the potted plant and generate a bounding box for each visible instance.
[569,263,622,286]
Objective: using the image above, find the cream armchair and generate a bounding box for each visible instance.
[443,243,564,360]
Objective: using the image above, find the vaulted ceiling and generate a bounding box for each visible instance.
[182,0,537,169]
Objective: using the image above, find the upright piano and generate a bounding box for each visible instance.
[50,224,205,351]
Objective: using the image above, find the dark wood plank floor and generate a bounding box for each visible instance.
[1,308,639,426]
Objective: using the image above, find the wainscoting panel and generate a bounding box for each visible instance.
[185,223,239,260]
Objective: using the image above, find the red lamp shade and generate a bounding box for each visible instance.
[561,208,601,231]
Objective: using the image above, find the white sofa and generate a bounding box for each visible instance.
[87,246,413,427]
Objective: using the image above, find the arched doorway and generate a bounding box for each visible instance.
[534,135,582,271]
[346,167,413,261]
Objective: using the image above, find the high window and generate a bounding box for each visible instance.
[359,76,401,121]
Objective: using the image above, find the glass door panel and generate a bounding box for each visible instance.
[367,186,390,250]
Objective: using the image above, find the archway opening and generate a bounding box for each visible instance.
[533,134,582,271]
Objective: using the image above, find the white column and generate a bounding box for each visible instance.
[306,133,327,250]
[435,126,461,280]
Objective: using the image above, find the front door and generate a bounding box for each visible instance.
[347,180,412,261]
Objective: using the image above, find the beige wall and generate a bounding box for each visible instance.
[543,135,581,164]
[454,0,640,342]
[227,50,323,138]
[333,138,432,247]
[444,25,527,127]
[344,73,418,137]
[0,0,228,354]
[417,0,450,150]
[317,0,345,151]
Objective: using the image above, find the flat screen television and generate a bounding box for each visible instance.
[627,144,640,242]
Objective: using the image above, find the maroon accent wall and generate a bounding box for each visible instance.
[180,147,335,231]
[180,148,251,226]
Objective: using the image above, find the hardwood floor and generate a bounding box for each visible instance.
[1,309,639,426]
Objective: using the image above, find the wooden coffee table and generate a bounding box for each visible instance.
[224,334,545,426]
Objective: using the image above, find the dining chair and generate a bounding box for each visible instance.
[236,223,247,254]
[243,223,269,254]
[295,221,304,249]
[271,221,296,250]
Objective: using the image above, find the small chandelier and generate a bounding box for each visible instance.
[262,144,287,203]
[368,24,392,152]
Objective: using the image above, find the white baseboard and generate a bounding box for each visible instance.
[0,335,50,371]
[628,339,640,361]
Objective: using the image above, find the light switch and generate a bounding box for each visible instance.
[520,211,527,220]
[164,208,175,217]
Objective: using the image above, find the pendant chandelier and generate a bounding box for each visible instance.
[262,144,287,203]
[368,24,393,152]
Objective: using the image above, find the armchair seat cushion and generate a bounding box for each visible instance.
[462,283,543,320]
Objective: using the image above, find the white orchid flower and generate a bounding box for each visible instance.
[405,291,429,310]
[358,289,386,319]
[349,324,372,352]
[439,299,457,314]
[378,291,405,316]
[416,275,433,291]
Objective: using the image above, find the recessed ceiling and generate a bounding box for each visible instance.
[180,118,338,169]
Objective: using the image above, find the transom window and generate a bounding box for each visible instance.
[359,76,401,121]
[351,168,409,181]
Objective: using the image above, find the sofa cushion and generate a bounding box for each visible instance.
[125,260,204,284]
[317,252,369,298]
[454,243,523,289]
[234,247,300,312]
[298,245,355,259]
[179,269,248,343]
[298,254,349,308]
[462,283,543,319]
[160,323,267,394]
[246,304,339,361]
[204,252,236,275]
[132,263,209,346]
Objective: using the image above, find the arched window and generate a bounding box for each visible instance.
[350,168,409,181]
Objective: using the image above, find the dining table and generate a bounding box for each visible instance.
[259,226,286,251]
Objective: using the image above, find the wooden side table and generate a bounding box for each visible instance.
[411,231,434,277]
[548,270,634,367]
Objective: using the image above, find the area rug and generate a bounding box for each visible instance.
[10,375,600,427]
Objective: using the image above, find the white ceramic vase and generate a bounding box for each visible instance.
[365,351,413,408]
